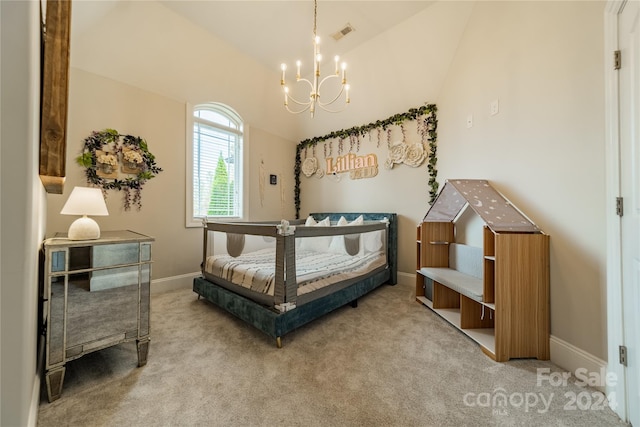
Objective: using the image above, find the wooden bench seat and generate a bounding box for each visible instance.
[419,267,483,302]
[419,243,484,302]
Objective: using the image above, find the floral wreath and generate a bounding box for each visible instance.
[76,129,163,210]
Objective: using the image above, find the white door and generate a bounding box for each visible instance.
[620,0,640,424]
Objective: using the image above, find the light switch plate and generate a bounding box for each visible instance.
[490,99,499,116]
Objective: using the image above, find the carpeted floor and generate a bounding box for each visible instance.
[37,282,626,426]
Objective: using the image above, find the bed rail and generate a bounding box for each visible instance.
[195,213,398,347]
[201,214,395,310]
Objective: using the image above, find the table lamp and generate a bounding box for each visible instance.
[60,187,109,240]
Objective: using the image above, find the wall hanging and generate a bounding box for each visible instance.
[76,129,163,210]
[294,103,438,218]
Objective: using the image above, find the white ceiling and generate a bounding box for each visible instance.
[72,1,436,71]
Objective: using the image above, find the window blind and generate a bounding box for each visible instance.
[192,110,242,218]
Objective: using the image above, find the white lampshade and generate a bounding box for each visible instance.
[60,187,109,240]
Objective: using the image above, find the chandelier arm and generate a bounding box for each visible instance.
[285,94,313,106]
[316,103,349,114]
[285,104,312,115]
[296,78,314,88]
[318,73,339,84]
[318,86,346,109]
[317,76,345,106]
[282,77,314,105]
[317,74,340,90]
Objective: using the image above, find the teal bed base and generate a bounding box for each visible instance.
[193,212,397,347]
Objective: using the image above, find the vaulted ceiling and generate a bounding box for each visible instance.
[72,1,436,71]
[68,0,462,140]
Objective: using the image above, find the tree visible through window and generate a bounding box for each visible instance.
[209,152,235,215]
[190,103,243,221]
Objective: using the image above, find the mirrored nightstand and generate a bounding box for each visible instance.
[41,230,154,402]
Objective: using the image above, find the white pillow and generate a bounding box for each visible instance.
[328,216,348,254]
[304,216,317,226]
[329,215,364,255]
[363,229,384,253]
[299,216,331,252]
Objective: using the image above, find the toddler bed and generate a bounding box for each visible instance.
[193,212,397,347]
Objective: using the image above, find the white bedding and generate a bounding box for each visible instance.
[204,248,386,297]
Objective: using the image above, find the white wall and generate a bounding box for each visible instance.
[298,1,474,138]
[1,1,47,425]
[301,0,609,363]
[247,127,297,221]
[436,1,607,359]
[70,0,304,142]
[50,1,299,287]
[299,1,474,278]
[47,68,201,281]
[46,69,296,283]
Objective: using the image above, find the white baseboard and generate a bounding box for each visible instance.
[151,272,200,294]
[28,374,40,427]
[397,271,414,287]
[407,272,608,392]
[550,335,607,392]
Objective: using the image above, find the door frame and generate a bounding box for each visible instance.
[604,0,628,421]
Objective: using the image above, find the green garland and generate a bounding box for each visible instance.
[294,103,438,218]
[76,129,163,210]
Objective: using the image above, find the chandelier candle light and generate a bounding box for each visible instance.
[280,0,350,117]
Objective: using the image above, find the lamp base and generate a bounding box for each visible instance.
[67,216,101,240]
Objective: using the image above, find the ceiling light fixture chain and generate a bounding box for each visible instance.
[313,0,317,39]
[280,0,350,117]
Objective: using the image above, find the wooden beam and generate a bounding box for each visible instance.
[39,0,71,194]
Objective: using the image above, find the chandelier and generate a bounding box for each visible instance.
[280,0,350,117]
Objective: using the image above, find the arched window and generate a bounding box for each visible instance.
[187,103,244,225]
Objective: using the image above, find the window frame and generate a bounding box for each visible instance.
[185,102,249,227]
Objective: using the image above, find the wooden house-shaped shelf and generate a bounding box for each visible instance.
[416,179,549,362]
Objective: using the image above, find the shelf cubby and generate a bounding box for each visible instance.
[415,179,550,362]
